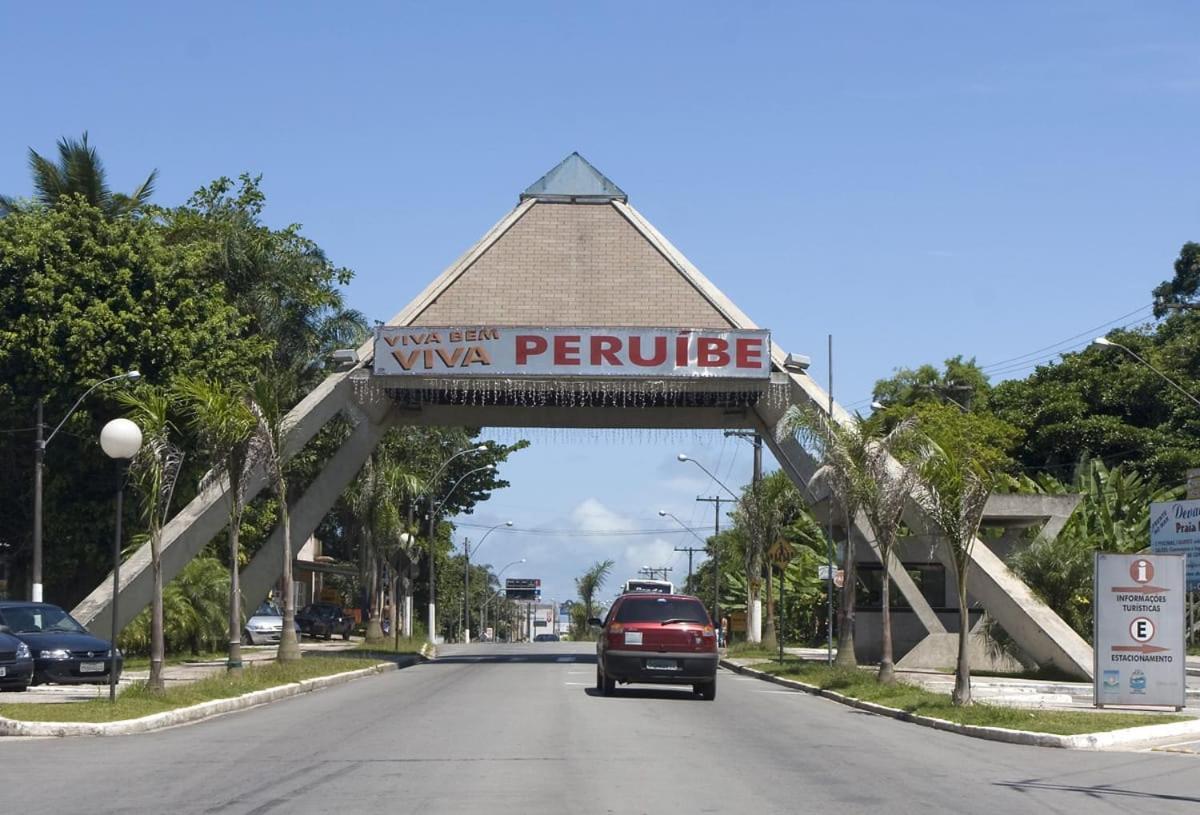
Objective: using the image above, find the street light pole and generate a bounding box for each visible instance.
[463,520,513,643]
[100,418,143,703]
[32,370,140,602]
[421,445,488,641]
[427,460,494,643]
[1093,336,1200,410]
[679,454,741,638]
[481,558,525,640]
[659,510,708,588]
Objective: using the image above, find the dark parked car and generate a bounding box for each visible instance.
[534,633,560,642]
[295,603,353,640]
[0,627,34,692]
[590,592,718,700]
[0,601,123,686]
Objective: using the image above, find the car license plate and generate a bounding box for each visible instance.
[646,658,678,670]
[79,662,104,673]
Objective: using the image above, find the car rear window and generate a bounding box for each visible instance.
[613,597,709,624]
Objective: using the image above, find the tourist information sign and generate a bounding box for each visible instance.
[1149,499,1200,590]
[1094,553,1186,708]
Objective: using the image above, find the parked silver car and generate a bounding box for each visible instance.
[242,602,301,645]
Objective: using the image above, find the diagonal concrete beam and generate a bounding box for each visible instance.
[73,372,359,634]
[760,360,1094,679]
[240,412,390,612]
[755,407,946,636]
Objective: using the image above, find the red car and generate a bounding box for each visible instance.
[590,593,718,700]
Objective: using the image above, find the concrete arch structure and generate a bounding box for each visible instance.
[72,153,1093,678]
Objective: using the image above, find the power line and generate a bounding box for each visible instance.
[978,303,1154,372]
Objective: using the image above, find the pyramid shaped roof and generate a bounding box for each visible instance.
[520,152,627,203]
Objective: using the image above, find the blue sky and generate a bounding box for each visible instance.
[4,3,1199,609]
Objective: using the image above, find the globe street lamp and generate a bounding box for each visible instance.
[463,520,513,643]
[32,370,140,602]
[1093,336,1200,409]
[427,462,496,643]
[100,417,142,702]
[482,558,526,641]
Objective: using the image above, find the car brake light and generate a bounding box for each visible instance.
[609,623,624,635]
[701,625,715,638]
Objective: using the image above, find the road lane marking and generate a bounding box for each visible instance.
[556,657,575,663]
[565,682,591,686]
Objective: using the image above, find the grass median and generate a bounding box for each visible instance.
[0,655,385,724]
[746,659,1191,735]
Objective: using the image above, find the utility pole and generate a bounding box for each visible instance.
[638,566,673,582]
[673,546,705,586]
[696,495,728,628]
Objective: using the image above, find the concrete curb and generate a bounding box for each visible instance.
[0,657,420,738]
[720,659,1200,750]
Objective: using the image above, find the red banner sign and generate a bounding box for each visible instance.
[374,327,771,379]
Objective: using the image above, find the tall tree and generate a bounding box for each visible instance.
[248,369,304,661]
[174,377,262,674]
[913,436,995,706]
[852,415,926,683]
[783,404,875,668]
[873,356,991,412]
[735,471,804,645]
[0,132,157,216]
[117,385,184,691]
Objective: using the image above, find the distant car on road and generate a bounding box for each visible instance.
[0,626,34,692]
[0,601,122,687]
[295,603,353,641]
[534,633,559,642]
[591,592,718,700]
[242,602,301,645]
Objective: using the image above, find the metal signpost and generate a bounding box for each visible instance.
[1094,553,1186,709]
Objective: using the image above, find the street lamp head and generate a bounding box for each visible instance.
[475,445,489,452]
[125,370,141,383]
[676,453,689,462]
[100,418,143,460]
[870,401,885,410]
[519,558,526,563]
[1093,336,1114,347]
[504,520,513,527]
[658,510,667,517]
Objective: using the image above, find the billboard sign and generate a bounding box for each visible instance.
[505,577,541,600]
[1094,553,1186,708]
[374,326,771,379]
[1149,499,1200,590]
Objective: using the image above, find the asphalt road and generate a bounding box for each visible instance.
[1,641,1197,814]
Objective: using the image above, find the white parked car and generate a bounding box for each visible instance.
[242,602,301,645]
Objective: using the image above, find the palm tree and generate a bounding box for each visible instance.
[0,132,157,216]
[913,438,994,705]
[249,370,303,661]
[174,377,262,673]
[783,404,876,668]
[854,416,925,683]
[117,385,184,691]
[576,559,615,625]
[736,471,803,645]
